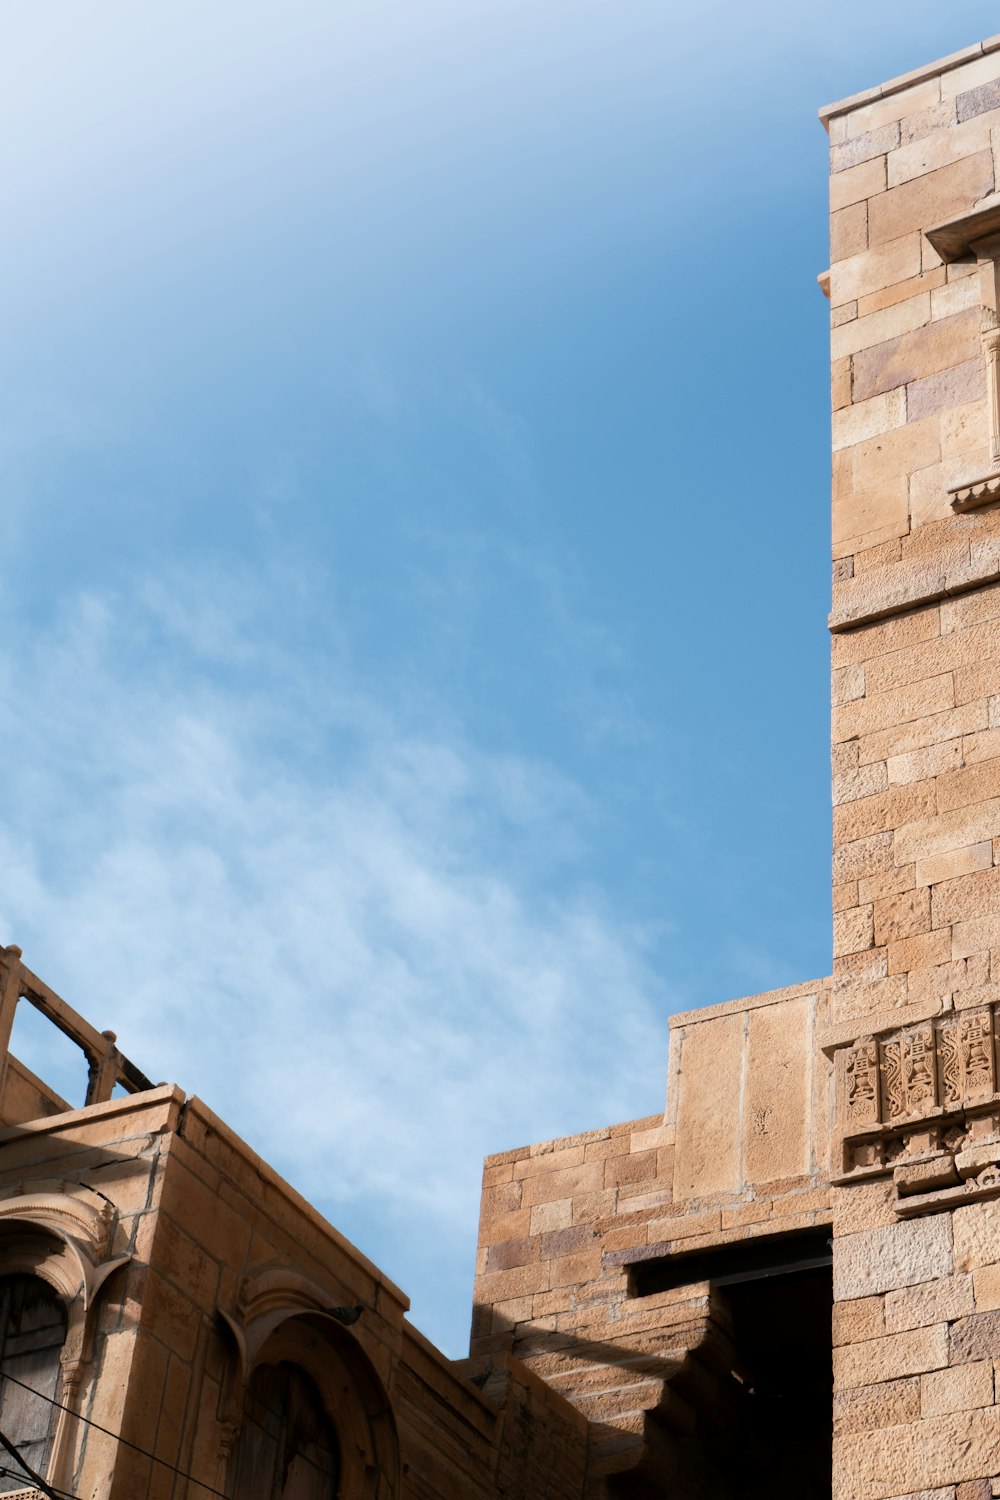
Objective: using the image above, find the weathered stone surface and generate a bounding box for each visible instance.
[908,360,985,422]
[672,1012,744,1199]
[916,843,993,888]
[833,475,909,551]
[832,123,901,174]
[921,1362,994,1417]
[833,389,908,453]
[875,887,931,945]
[888,112,995,187]
[942,50,1000,101]
[832,235,923,306]
[833,201,870,263]
[950,1310,1000,1364]
[833,1295,886,1346]
[834,1325,949,1389]
[834,1376,920,1434]
[884,1276,975,1333]
[835,1218,954,1300]
[835,1408,1000,1500]
[954,1199,1000,1273]
[957,76,1000,122]
[868,153,995,247]
[831,292,930,361]
[852,309,980,403]
[849,78,942,138]
[971,1262,1000,1311]
[832,155,888,214]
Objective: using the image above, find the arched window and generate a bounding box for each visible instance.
[229,1361,340,1500]
[0,1274,66,1494]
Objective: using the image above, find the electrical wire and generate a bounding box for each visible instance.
[0,1371,231,1500]
[0,1364,339,1497]
[0,1424,77,1500]
[0,1465,80,1500]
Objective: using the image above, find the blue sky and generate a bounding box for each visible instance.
[1,5,997,1355]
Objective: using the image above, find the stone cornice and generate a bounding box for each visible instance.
[819,34,1000,128]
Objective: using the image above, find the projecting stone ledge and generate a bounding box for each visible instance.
[949,471,1000,512]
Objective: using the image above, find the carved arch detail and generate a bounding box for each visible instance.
[0,1180,132,1498]
[217,1265,400,1500]
[0,1180,129,1311]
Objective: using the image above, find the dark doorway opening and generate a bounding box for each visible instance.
[629,1230,833,1500]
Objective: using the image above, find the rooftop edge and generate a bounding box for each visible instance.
[819,33,1000,128]
[668,975,829,1030]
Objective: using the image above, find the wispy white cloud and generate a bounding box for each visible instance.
[0,566,666,1351]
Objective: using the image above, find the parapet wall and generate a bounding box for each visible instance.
[666,979,831,1197]
[471,980,836,1492]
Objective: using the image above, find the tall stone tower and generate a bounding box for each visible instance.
[825,40,1000,1070]
[820,34,1000,1500]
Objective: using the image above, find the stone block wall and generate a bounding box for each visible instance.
[471,980,834,1492]
[830,584,1000,1030]
[824,37,1000,1500]
[830,1179,1000,1500]
[824,39,1000,1031]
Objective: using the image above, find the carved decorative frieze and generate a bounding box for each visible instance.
[833,1002,1000,1212]
[838,1010,999,1133]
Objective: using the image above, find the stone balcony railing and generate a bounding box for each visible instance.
[0,945,153,1127]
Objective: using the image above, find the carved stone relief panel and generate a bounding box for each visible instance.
[882,1025,936,1121]
[832,1004,1000,1214]
[939,1009,995,1106]
[845,1037,878,1126]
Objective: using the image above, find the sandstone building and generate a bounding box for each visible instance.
[4,31,1000,1500]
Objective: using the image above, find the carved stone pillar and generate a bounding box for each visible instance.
[47,1356,83,1500]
